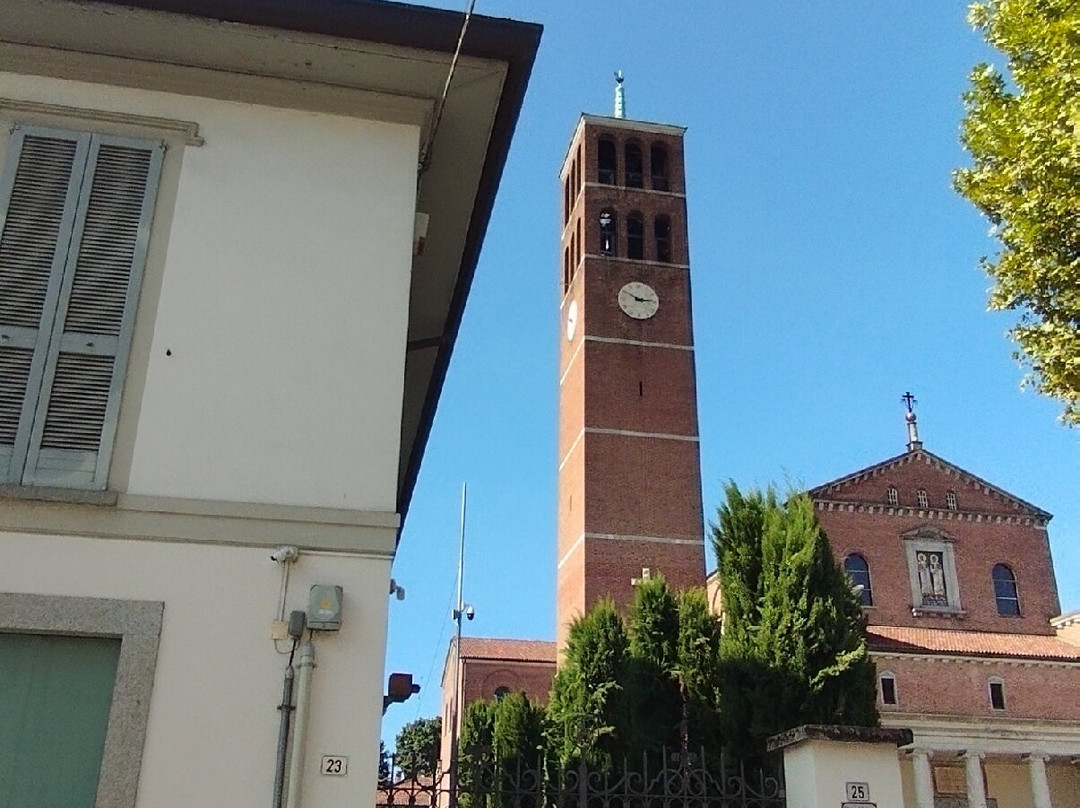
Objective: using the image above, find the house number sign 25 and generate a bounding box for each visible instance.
[321,756,348,776]
[846,782,870,801]
[842,781,876,807]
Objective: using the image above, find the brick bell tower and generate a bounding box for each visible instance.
[556,79,705,653]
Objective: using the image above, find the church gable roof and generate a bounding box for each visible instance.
[808,448,1051,521]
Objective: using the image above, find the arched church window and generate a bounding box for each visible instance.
[886,487,899,507]
[844,554,873,606]
[993,564,1020,616]
[626,212,644,259]
[917,489,929,509]
[494,686,511,701]
[651,143,669,191]
[654,215,671,263]
[625,142,643,188]
[946,491,957,510]
[597,138,616,185]
[599,209,616,255]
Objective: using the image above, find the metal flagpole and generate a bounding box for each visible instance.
[448,483,467,806]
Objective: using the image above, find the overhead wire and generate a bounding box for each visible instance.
[417,0,476,189]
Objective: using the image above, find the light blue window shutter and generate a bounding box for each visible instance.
[22,133,164,489]
[0,127,90,484]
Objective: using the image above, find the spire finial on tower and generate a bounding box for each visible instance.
[613,70,625,119]
[902,391,922,451]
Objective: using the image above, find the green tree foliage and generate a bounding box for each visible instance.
[458,699,495,808]
[954,0,1080,424]
[625,577,682,755]
[458,693,546,808]
[546,579,726,769]
[674,587,724,755]
[393,716,442,779]
[546,599,630,769]
[492,693,547,794]
[712,484,878,758]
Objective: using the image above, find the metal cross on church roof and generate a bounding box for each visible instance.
[902,391,923,451]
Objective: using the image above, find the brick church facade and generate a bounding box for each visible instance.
[438,102,1080,807]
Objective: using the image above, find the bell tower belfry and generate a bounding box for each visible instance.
[556,95,706,653]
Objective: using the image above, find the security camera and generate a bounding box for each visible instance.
[270,545,299,563]
[465,605,475,621]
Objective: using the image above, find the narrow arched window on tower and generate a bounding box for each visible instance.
[599,209,616,255]
[575,217,582,268]
[625,143,643,188]
[597,138,616,185]
[843,554,873,606]
[563,246,571,294]
[651,143,669,191]
[648,143,665,191]
[993,564,1020,616]
[626,212,644,259]
[654,215,672,263]
[563,176,570,226]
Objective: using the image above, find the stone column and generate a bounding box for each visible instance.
[1024,753,1052,808]
[963,751,988,808]
[910,748,935,808]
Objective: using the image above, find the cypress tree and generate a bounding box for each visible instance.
[625,575,682,757]
[712,484,878,759]
[546,599,630,769]
[458,699,496,808]
[674,587,724,756]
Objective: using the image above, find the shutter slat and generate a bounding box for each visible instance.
[0,136,78,329]
[38,353,113,451]
[63,145,153,336]
[0,347,33,445]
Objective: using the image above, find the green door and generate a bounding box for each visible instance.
[0,633,121,807]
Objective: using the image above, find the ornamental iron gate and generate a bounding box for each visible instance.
[376,749,785,808]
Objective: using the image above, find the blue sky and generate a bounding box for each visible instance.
[382,2,1079,744]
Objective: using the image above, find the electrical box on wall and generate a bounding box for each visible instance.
[308,585,343,630]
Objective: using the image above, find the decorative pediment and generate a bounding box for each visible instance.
[808,448,1050,522]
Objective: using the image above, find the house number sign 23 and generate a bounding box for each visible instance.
[321,756,348,776]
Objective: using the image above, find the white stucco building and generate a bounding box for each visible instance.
[0,1,539,805]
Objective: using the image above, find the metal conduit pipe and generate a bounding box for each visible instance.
[271,662,295,808]
[285,642,316,808]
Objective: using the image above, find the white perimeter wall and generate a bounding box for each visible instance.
[1,531,391,806]
[0,71,420,511]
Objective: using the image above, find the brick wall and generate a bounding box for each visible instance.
[874,654,1080,720]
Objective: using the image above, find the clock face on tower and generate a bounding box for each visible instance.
[617,282,659,319]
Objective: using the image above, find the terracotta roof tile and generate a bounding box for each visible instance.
[867,625,1080,661]
[458,637,556,663]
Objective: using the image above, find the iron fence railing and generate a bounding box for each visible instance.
[376,748,785,808]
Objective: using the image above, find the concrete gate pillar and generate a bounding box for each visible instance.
[768,725,913,808]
